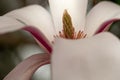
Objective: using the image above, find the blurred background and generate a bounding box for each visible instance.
[0,0,120,80]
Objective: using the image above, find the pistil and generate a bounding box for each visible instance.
[59,9,86,39]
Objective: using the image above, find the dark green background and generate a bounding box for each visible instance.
[0,0,49,15]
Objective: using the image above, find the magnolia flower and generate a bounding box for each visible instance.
[2,0,120,80]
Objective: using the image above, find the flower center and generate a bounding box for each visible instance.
[58,10,86,39]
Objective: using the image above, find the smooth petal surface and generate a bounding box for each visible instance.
[49,0,88,34]
[3,53,50,80]
[86,1,120,36]
[4,5,55,42]
[0,16,25,34]
[52,32,120,80]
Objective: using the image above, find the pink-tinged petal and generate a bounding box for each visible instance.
[24,26,52,53]
[95,19,119,34]
[0,16,25,34]
[0,16,52,53]
[49,0,88,34]
[52,32,120,80]
[86,1,120,36]
[4,5,55,43]
[3,53,50,80]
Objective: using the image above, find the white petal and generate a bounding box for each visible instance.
[86,1,120,36]
[49,0,88,34]
[0,16,25,34]
[4,5,55,42]
[52,32,120,80]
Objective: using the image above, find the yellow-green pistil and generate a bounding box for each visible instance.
[59,10,86,39]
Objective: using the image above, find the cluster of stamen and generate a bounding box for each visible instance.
[55,10,86,39]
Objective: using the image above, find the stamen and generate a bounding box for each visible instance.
[76,31,87,39]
